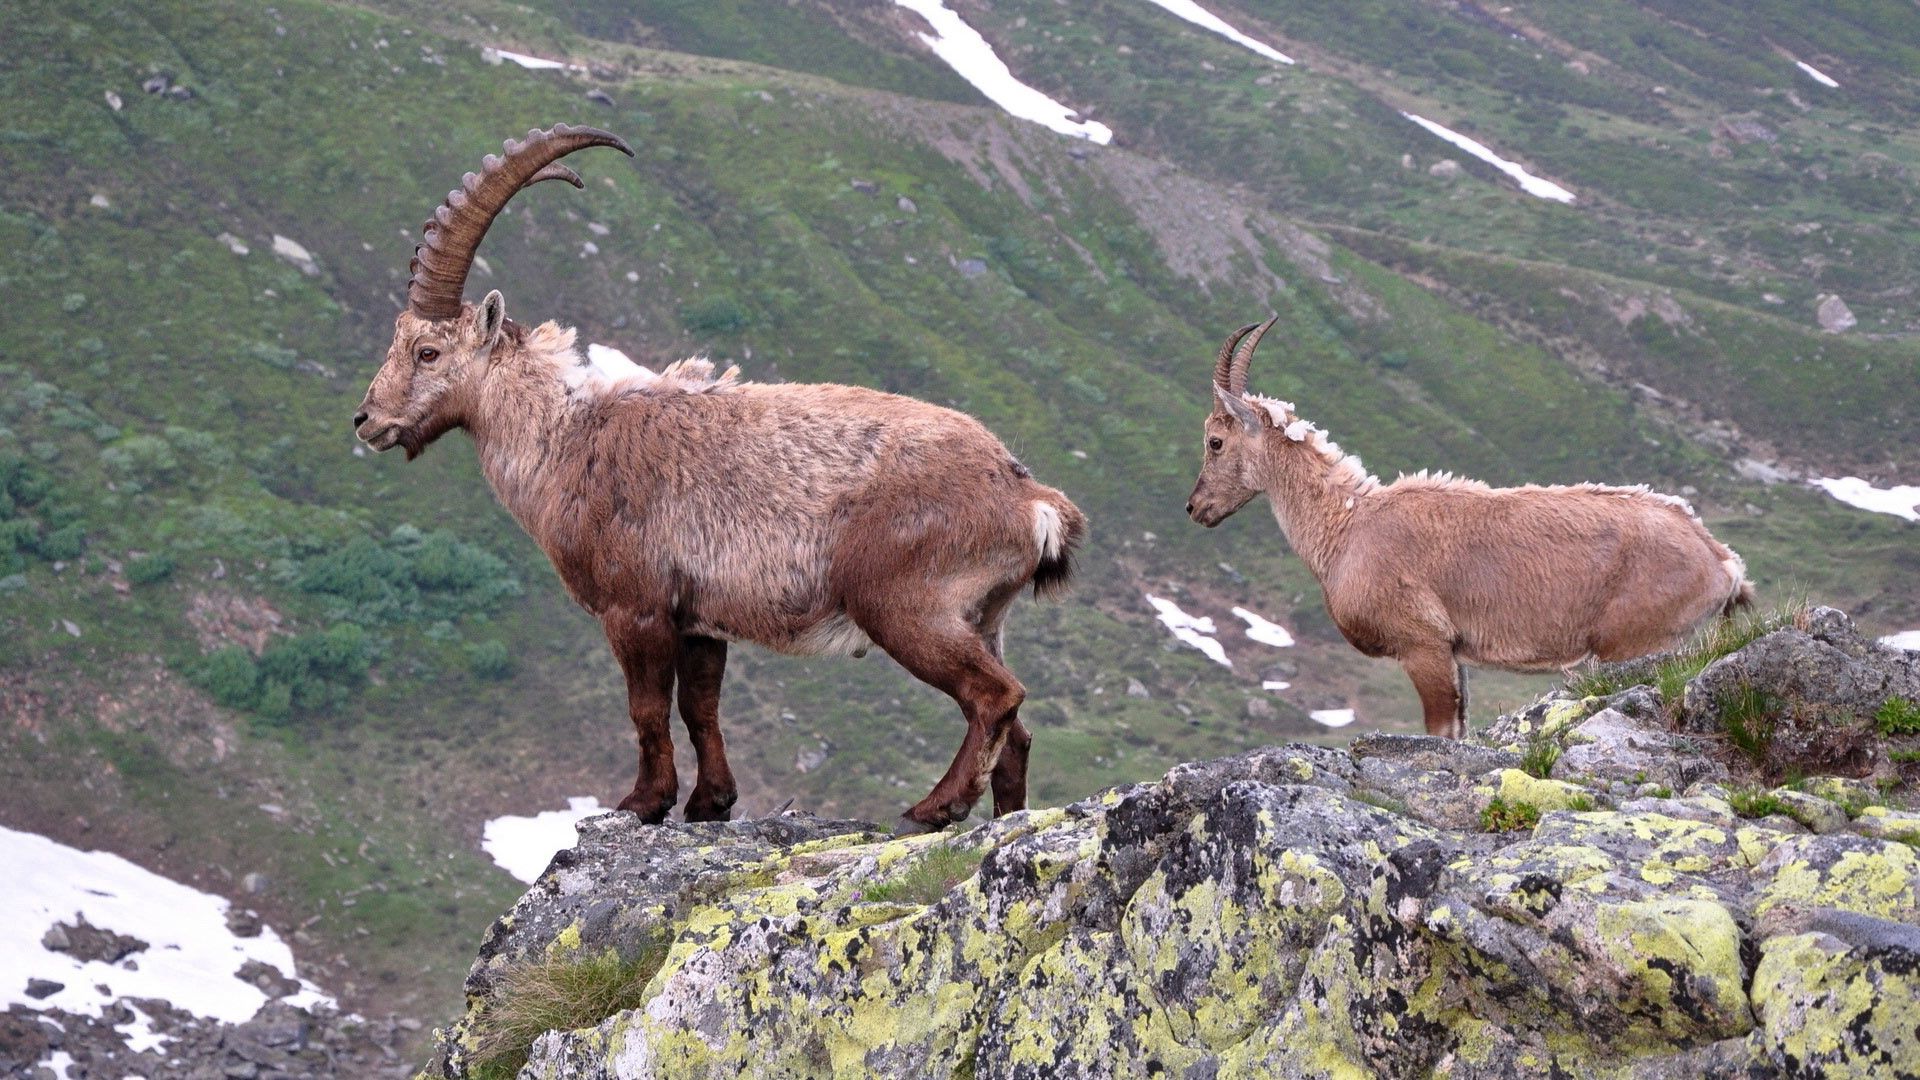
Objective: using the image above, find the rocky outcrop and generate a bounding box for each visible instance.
[422,610,1920,1079]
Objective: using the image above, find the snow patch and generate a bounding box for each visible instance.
[1141,0,1294,65]
[1402,113,1576,204]
[1880,631,1920,652]
[0,825,330,1047]
[483,46,583,73]
[1310,708,1357,728]
[1145,595,1230,667]
[1810,476,1919,523]
[270,234,318,274]
[481,797,606,883]
[893,0,1113,144]
[41,1051,76,1080]
[1795,61,1840,89]
[1231,606,1295,648]
[1262,679,1291,692]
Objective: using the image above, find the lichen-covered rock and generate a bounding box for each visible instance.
[424,614,1920,1080]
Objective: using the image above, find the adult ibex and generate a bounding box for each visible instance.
[354,126,1086,832]
[1186,318,1753,738]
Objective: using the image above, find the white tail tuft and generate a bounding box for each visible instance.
[1032,501,1065,561]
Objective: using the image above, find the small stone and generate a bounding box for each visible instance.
[897,195,917,214]
[142,74,170,94]
[849,178,879,195]
[105,89,123,110]
[61,619,81,637]
[227,907,263,938]
[1125,678,1149,699]
[242,871,269,894]
[586,88,616,107]
[956,258,988,279]
[1816,293,1856,333]
[25,978,63,999]
[41,924,71,951]
[1428,159,1462,178]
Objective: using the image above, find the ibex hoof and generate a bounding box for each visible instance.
[893,814,944,837]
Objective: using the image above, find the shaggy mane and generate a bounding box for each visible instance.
[530,322,743,398]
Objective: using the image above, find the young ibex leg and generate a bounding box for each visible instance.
[1402,647,1465,740]
[978,604,1030,817]
[1456,660,1472,738]
[675,634,737,823]
[877,618,1026,834]
[602,609,680,823]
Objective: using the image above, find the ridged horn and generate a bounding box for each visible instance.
[1211,322,1261,395]
[406,124,635,320]
[1223,314,1279,396]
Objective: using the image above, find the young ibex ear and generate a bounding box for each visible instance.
[479,290,508,354]
[1214,384,1265,435]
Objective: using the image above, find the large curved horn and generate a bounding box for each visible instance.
[1223,314,1279,396]
[407,124,635,320]
[1211,322,1261,394]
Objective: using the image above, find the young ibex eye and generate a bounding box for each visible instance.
[416,346,440,364]
[1208,436,1224,452]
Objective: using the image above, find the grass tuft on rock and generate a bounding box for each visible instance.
[860,845,985,906]
[1728,787,1790,820]
[468,946,667,1079]
[1565,602,1808,702]
[1716,684,1780,763]
[1875,697,1920,737]
[1480,796,1542,833]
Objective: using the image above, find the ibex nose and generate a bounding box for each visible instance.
[352,410,369,429]
[1185,501,1195,516]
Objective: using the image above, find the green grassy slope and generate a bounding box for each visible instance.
[0,0,1913,1025]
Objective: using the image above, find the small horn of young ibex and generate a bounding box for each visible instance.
[355,125,1086,833]
[1186,318,1753,738]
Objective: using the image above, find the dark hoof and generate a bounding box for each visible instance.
[615,794,673,825]
[893,814,944,837]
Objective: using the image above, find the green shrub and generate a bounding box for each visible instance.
[679,294,750,334]
[464,640,513,680]
[1480,796,1541,833]
[125,552,176,585]
[1876,697,1920,736]
[190,646,260,710]
[1728,788,1789,820]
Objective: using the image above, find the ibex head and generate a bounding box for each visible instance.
[354,124,633,459]
[1186,316,1281,527]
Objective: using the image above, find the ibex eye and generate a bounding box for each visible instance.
[416,346,440,364]
[1208,437,1224,452]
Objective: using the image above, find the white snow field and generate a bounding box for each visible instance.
[1145,594,1231,666]
[1,825,329,1050]
[1402,112,1576,203]
[481,796,608,883]
[893,0,1113,143]
[1140,0,1294,65]
[1795,60,1840,89]
[1810,476,1919,522]
[1231,606,1296,648]
[1310,709,1357,729]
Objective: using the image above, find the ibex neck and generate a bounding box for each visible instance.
[1260,420,1375,580]
[465,328,583,531]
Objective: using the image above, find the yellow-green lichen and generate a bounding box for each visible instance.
[1751,931,1920,1078]
[1756,839,1920,922]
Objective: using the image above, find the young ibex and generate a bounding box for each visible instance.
[354,125,1086,832]
[1187,318,1753,738]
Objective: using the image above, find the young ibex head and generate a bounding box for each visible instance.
[1187,316,1282,527]
[353,124,634,459]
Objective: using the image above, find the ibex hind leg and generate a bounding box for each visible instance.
[976,588,1032,818]
[1402,647,1466,740]
[675,634,738,822]
[863,609,1027,834]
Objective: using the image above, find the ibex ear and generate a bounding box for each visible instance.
[1214,385,1265,435]
[478,290,508,354]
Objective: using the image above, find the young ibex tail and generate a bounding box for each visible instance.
[354,125,1086,832]
[1186,318,1753,738]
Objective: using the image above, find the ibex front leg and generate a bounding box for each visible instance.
[602,609,680,823]
[675,634,738,822]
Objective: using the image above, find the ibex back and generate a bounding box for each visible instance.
[354,126,1086,832]
[1187,319,1752,738]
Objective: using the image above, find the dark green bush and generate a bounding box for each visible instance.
[125,552,176,585]
[464,640,513,680]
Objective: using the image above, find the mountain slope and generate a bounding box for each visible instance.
[1,0,1914,1029]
